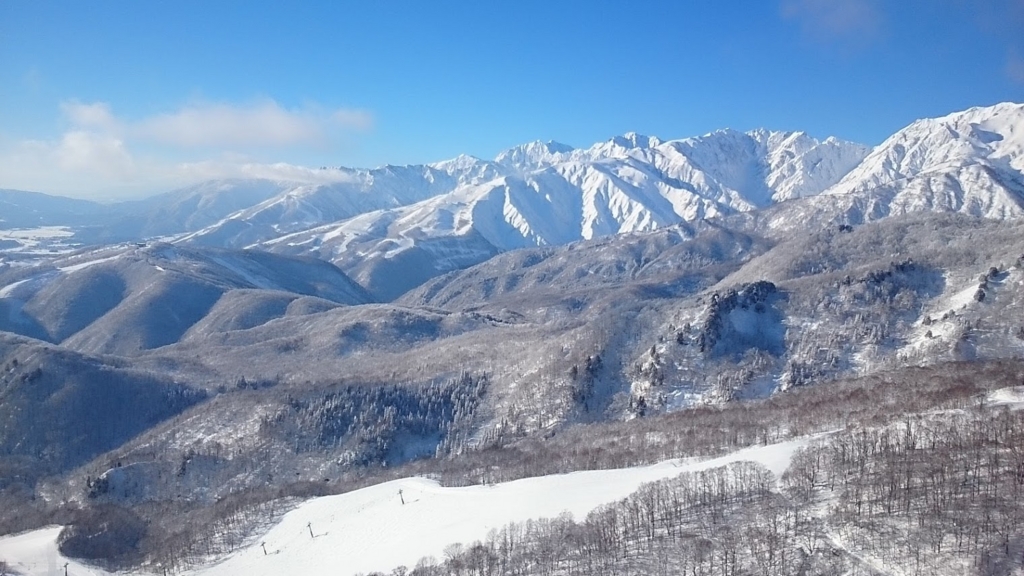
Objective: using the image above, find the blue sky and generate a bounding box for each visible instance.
[1,0,1022,199]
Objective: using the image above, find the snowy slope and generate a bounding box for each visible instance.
[100,179,292,240]
[764,102,1024,231]
[0,438,808,576]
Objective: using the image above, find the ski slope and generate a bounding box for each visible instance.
[0,438,809,576]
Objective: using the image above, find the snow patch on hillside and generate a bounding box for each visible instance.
[987,386,1024,409]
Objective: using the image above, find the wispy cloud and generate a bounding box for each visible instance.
[53,131,135,177]
[171,160,360,184]
[780,0,884,48]
[0,134,137,199]
[979,0,1024,84]
[0,99,372,199]
[59,99,372,149]
[132,100,372,148]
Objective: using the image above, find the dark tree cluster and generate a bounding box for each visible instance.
[57,505,147,567]
[258,372,488,465]
[568,353,602,411]
[430,360,1024,489]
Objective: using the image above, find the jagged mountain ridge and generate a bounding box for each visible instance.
[6,209,1024,562]
[184,128,863,254]
[255,129,867,299]
[4,103,1022,279]
[240,102,1024,301]
[4,103,1024,574]
[17,212,1024,512]
[178,160,507,249]
[9,102,1022,306]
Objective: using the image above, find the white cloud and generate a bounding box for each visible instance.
[53,131,134,176]
[60,101,118,131]
[132,100,372,148]
[170,159,359,185]
[0,133,134,197]
[0,137,357,201]
[330,108,375,131]
[0,99,373,199]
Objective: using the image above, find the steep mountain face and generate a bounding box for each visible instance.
[260,129,867,299]
[759,102,1024,232]
[0,243,371,356]
[398,220,766,313]
[389,210,1024,413]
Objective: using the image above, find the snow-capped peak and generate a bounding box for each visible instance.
[825,101,1024,198]
[427,153,488,173]
[494,140,575,171]
[613,132,662,149]
[581,132,665,160]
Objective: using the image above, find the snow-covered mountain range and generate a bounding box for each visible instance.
[189,128,867,255]
[0,243,369,356]
[196,102,1024,299]
[250,129,868,298]
[5,103,1023,301]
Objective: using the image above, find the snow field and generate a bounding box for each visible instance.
[192,437,808,575]
[0,527,112,576]
[0,438,809,576]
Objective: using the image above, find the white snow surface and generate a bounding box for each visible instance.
[0,226,75,243]
[0,527,107,576]
[0,438,809,576]
[0,226,78,257]
[987,386,1024,410]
